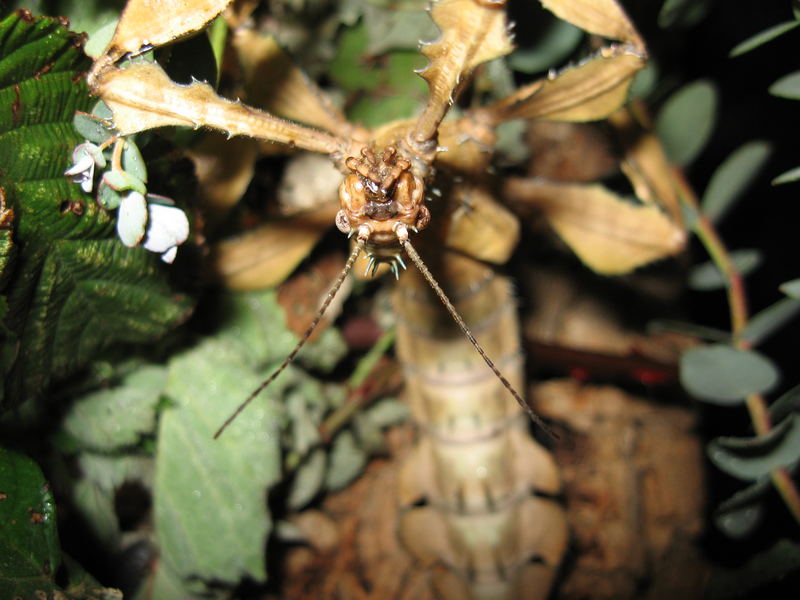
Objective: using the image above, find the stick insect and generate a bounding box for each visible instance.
[87,0,684,596]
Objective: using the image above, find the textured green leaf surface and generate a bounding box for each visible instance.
[0,447,60,598]
[153,290,346,591]
[155,336,282,587]
[0,12,193,409]
[62,363,166,451]
[680,344,779,404]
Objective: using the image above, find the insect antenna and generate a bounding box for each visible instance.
[214,236,367,439]
[398,235,558,441]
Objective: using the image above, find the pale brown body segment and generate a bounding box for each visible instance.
[395,239,568,600]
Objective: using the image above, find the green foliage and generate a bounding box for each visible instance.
[0,448,60,598]
[0,448,122,599]
[687,249,762,291]
[701,141,772,225]
[729,21,800,57]
[328,19,427,126]
[769,70,800,99]
[680,345,779,405]
[0,12,193,409]
[656,79,718,166]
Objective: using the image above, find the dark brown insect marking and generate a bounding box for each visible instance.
[336,145,430,248]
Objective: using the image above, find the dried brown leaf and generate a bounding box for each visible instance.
[609,109,684,225]
[411,0,513,146]
[277,253,349,341]
[505,178,685,274]
[444,185,519,264]
[232,30,354,138]
[211,202,338,290]
[90,0,232,80]
[485,47,645,123]
[541,0,643,45]
[92,62,344,154]
[185,133,259,227]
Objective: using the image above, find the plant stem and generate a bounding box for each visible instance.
[675,167,800,526]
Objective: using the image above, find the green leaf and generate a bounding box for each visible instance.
[0,448,60,599]
[701,141,771,224]
[729,21,800,57]
[364,398,410,428]
[656,80,717,166]
[325,430,367,491]
[122,139,148,184]
[362,5,438,55]
[151,289,344,592]
[716,475,772,512]
[687,249,762,291]
[61,364,167,451]
[780,277,800,298]
[707,414,800,481]
[71,453,152,547]
[769,70,800,99]
[507,18,584,74]
[155,335,284,589]
[73,111,115,144]
[287,448,326,510]
[328,20,427,126]
[680,344,779,404]
[714,501,763,539]
[658,0,713,29]
[0,12,193,409]
[769,384,800,423]
[708,414,800,481]
[772,165,800,185]
[740,297,800,346]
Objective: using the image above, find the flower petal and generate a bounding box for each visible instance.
[116,191,148,247]
[143,203,189,254]
[160,246,179,263]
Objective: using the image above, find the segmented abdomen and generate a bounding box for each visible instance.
[394,248,568,600]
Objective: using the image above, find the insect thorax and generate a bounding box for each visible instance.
[335,145,430,254]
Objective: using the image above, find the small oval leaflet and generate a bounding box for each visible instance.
[707,414,800,481]
[687,248,762,291]
[656,79,717,166]
[679,344,779,404]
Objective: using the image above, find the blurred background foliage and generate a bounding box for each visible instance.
[1,0,799,598]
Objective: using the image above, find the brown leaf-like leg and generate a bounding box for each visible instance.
[91,62,347,156]
[408,0,514,166]
[479,0,646,125]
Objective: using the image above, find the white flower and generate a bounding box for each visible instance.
[64,142,106,193]
[115,192,189,263]
[116,191,148,247]
[143,202,190,263]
